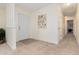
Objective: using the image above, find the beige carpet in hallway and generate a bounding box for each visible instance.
[0,33,79,55]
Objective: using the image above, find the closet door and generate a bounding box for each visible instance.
[18,13,29,41]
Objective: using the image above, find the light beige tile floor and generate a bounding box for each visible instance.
[0,33,79,55]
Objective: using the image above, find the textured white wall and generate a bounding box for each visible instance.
[30,4,63,44]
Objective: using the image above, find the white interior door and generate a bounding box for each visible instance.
[18,13,29,41]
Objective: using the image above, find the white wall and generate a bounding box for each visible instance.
[58,14,64,40]
[0,7,6,28]
[6,4,16,49]
[72,16,76,37]
[75,4,79,44]
[30,4,63,44]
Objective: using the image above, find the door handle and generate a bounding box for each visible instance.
[18,26,20,30]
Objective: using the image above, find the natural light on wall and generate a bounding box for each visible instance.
[64,3,71,6]
[64,16,67,20]
[66,3,70,5]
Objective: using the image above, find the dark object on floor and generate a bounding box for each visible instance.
[68,29,73,33]
[0,28,6,44]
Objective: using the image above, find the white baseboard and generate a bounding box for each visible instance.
[30,37,60,45]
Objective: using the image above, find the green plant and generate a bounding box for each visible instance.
[0,28,5,43]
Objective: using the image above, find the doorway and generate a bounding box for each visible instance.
[17,13,29,42]
[67,20,73,33]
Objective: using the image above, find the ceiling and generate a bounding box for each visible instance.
[17,3,77,16]
[61,3,77,16]
[16,3,51,12]
[0,3,77,16]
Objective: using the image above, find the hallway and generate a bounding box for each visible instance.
[59,33,77,48]
[57,33,79,54]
